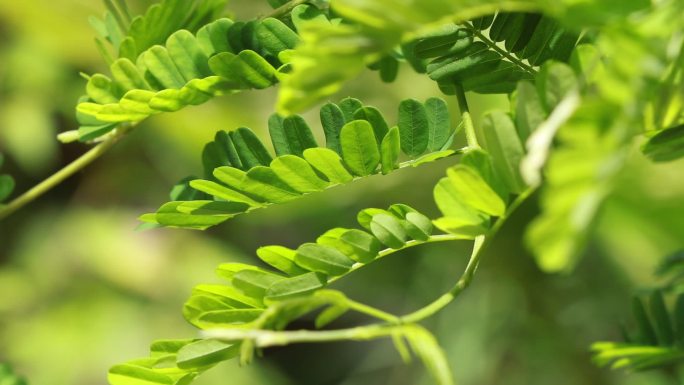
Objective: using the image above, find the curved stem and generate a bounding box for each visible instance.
[455,85,479,149]
[464,23,538,76]
[400,187,536,323]
[346,298,400,323]
[0,128,129,221]
[328,234,467,285]
[204,323,402,347]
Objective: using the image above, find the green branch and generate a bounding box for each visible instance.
[400,187,536,323]
[0,127,131,221]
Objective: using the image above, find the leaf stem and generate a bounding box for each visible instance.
[464,23,538,76]
[328,234,467,285]
[399,187,536,323]
[454,85,479,149]
[346,298,400,323]
[267,0,311,19]
[0,127,130,221]
[204,323,402,347]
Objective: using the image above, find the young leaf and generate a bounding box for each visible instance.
[340,120,381,176]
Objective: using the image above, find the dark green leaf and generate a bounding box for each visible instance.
[370,214,408,249]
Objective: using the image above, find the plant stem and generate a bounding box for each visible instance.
[464,23,538,76]
[204,323,403,347]
[328,234,467,285]
[267,0,310,19]
[399,187,536,323]
[0,128,129,221]
[455,85,479,149]
[346,298,400,323]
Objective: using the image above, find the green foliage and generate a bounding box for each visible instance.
[141,97,458,230]
[77,15,298,141]
[110,140,523,384]
[525,0,684,272]
[0,363,27,385]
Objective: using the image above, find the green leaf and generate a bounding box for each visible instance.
[447,165,506,217]
[340,120,381,176]
[176,339,240,369]
[255,18,299,57]
[398,99,429,157]
[294,243,355,276]
[403,325,455,385]
[152,201,230,229]
[642,124,684,162]
[357,208,392,231]
[380,126,401,175]
[432,176,489,236]
[166,30,211,81]
[536,61,578,112]
[189,179,262,207]
[271,115,318,157]
[150,339,195,357]
[257,246,309,276]
[302,148,354,184]
[339,229,382,263]
[319,103,345,154]
[514,81,546,143]
[404,212,433,241]
[270,155,330,193]
[481,112,526,194]
[370,214,408,249]
[354,106,389,145]
[425,97,452,152]
[265,272,328,301]
[108,364,174,385]
[338,97,364,122]
[198,309,264,327]
[240,166,301,203]
[232,270,286,299]
[230,127,274,168]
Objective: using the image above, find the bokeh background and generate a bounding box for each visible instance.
[0,1,683,384]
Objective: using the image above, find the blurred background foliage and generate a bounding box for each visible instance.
[0,1,682,384]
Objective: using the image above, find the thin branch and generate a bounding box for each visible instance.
[267,0,311,19]
[0,127,131,221]
[399,187,536,323]
[203,323,402,347]
[464,23,538,77]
